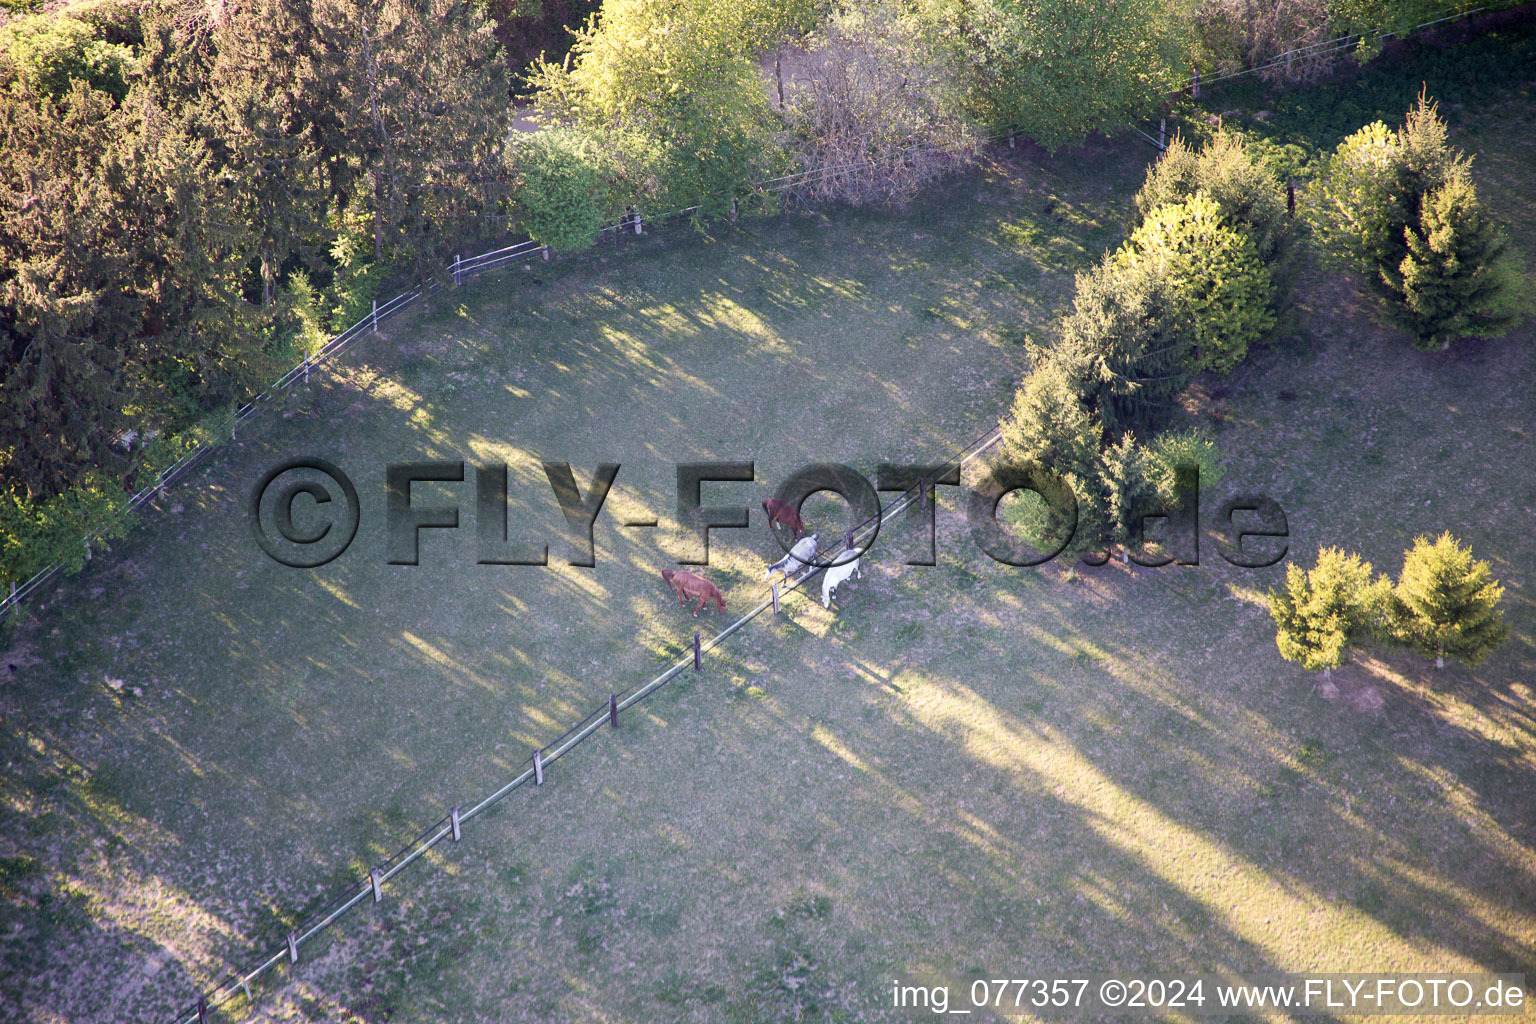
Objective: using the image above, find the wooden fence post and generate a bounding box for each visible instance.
[197,996,207,1024]
[453,254,461,286]
[370,868,382,903]
[1158,118,1166,151]
[371,299,380,335]
[542,244,550,262]
[609,693,618,727]
[533,748,544,785]
[775,54,784,109]
[1192,67,1200,98]
[450,805,461,842]
[693,631,701,671]
[287,933,299,965]
[633,212,643,236]
[771,581,780,614]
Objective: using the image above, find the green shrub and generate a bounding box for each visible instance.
[1146,427,1224,498]
[506,126,617,251]
[938,0,1191,148]
[526,0,788,223]
[0,473,135,586]
[1118,195,1276,375]
[282,272,328,358]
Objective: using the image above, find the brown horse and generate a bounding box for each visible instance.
[762,498,804,539]
[660,569,726,616]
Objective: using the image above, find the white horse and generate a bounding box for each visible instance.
[821,547,862,608]
[765,533,819,580]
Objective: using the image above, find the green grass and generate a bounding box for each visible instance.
[2,44,1536,1023]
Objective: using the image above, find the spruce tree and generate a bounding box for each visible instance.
[1385,171,1525,350]
[1052,255,1192,438]
[999,358,1108,569]
[1098,432,1157,564]
[1394,532,1509,669]
[208,0,335,305]
[1132,128,1294,271]
[1118,195,1275,375]
[1267,547,1389,678]
[322,0,512,287]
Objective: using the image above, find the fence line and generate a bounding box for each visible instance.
[166,421,1003,1024]
[1180,5,1489,92]
[1123,5,1495,154]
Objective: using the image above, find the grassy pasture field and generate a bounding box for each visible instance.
[2,34,1536,1024]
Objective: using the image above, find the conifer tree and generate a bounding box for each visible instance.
[1052,255,1192,438]
[999,359,1109,569]
[1132,128,1293,271]
[1118,195,1275,375]
[1385,171,1526,350]
[207,0,336,305]
[0,81,262,498]
[322,0,510,279]
[1098,432,1157,564]
[1307,91,1462,288]
[1267,546,1390,678]
[1394,532,1509,669]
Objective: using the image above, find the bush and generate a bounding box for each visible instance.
[778,3,978,206]
[937,0,1191,148]
[1118,195,1276,375]
[0,473,135,587]
[1146,427,1224,497]
[526,0,791,222]
[506,127,617,251]
[0,12,137,100]
[1191,0,1335,84]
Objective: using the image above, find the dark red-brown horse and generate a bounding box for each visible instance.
[660,569,726,616]
[761,498,804,539]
